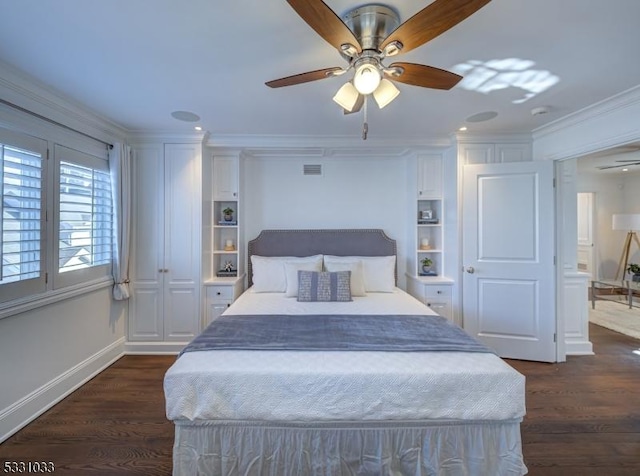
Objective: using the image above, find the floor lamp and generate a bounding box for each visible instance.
[612,213,640,280]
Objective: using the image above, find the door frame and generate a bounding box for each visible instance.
[577,192,596,276]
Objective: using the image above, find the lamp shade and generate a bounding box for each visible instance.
[332,82,360,112]
[373,79,400,109]
[612,213,640,231]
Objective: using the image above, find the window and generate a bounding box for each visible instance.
[0,124,113,310]
[0,129,46,302]
[54,145,113,288]
[59,161,112,272]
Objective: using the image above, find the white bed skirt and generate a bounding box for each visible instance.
[172,419,527,476]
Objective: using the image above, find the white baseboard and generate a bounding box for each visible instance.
[0,337,125,443]
[565,340,594,355]
[124,341,184,355]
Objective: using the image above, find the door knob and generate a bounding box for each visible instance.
[465,266,475,274]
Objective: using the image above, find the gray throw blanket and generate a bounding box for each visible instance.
[180,314,493,355]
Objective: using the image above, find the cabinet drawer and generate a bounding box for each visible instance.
[207,285,234,301]
[424,285,451,299]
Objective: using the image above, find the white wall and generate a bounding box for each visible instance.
[576,170,626,279]
[0,72,127,443]
[0,288,125,441]
[243,154,410,288]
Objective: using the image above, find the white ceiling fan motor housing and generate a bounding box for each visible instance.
[341,4,401,57]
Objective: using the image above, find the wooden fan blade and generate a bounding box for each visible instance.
[380,0,492,55]
[387,62,462,90]
[287,0,362,53]
[266,67,343,88]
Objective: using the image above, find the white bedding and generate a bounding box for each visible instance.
[164,288,525,423]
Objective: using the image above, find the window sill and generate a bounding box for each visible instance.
[0,277,114,321]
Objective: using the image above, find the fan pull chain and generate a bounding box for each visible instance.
[362,95,368,140]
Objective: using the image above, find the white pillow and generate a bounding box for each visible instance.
[284,260,324,297]
[324,255,396,293]
[251,255,323,293]
[322,259,366,296]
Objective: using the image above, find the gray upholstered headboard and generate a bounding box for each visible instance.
[247,229,397,287]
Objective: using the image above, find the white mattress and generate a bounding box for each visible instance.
[164,288,525,423]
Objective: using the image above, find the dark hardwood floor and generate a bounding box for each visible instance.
[0,323,639,475]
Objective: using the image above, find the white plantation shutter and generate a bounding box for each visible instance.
[1,145,42,282]
[58,161,112,272]
[0,129,46,303]
[54,145,113,288]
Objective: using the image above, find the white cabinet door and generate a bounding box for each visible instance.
[129,143,201,343]
[459,144,495,165]
[130,145,164,341]
[213,155,238,201]
[495,143,531,163]
[417,155,442,199]
[163,144,201,341]
[460,143,531,164]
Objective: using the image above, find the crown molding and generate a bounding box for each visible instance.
[126,130,207,145]
[205,133,452,153]
[533,84,640,141]
[531,84,640,161]
[454,131,533,144]
[0,59,127,143]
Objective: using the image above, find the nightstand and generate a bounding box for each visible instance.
[204,276,244,328]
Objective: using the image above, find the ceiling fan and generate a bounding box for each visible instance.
[266,0,492,138]
[597,159,640,170]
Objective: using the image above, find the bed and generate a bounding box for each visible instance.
[164,229,527,475]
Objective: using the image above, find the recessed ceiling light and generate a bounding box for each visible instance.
[171,110,200,122]
[623,168,629,172]
[459,126,468,131]
[194,126,202,131]
[531,106,551,116]
[466,111,498,123]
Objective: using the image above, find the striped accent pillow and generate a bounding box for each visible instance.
[297,270,352,302]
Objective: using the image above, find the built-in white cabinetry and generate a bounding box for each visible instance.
[458,141,531,164]
[408,154,454,321]
[203,151,245,312]
[213,156,239,201]
[406,279,453,321]
[414,154,445,278]
[210,154,243,280]
[128,141,202,351]
[417,154,442,198]
[204,280,244,327]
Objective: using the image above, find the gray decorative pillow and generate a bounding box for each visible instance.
[297,270,352,302]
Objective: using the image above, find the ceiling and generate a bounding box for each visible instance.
[1,0,640,144]
[577,143,640,176]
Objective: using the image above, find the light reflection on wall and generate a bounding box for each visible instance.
[452,58,559,103]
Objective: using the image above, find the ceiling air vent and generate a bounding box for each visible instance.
[303,164,322,176]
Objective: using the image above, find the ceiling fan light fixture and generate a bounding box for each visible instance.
[340,43,359,58]
[326,68,347,77]
[332,81,361,112]
[373,78,400,109]
[383,65,404,78]
[383,41,403,57]
[353,60,382,95]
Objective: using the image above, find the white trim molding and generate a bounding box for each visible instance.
[533,84,640,161]
[563,272,593,356]
[0,338,125,443]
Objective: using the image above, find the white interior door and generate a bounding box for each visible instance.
[462,161,556,362]
[577,192,595,276]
